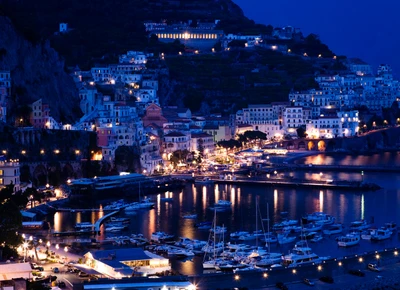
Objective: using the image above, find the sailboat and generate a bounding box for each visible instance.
[255,202,282,268]
[202,208,222,270]
[125,182,154,211]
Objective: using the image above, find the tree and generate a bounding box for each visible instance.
[296,126,307,138]
[0,185,23,259]
[169,150,189,166]
[217,139,241,149]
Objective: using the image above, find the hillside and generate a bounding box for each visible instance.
[0,16,81,123]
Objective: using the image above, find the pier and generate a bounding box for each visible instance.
[54,208,115,212]
[94,210,120,233]
[285,163,400,173]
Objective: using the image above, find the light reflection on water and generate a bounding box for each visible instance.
[50,154,400,275]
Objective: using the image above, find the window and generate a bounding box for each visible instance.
[0,178,3,184]
[0,170,2,175]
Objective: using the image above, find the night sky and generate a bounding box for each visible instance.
[233,0,400,75]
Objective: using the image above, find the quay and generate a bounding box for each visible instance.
[209,176,380,191]
[283,163,400,173]
[54,208,115,212]
[189,247,400,289]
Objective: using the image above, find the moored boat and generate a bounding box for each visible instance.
[337,233,360,247]
[371,227,392,241]
[323,224,343,235]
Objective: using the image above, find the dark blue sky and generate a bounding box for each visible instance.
[233,0,400,74]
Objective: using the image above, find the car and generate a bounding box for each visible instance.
[78,272,89,278]
[368,263,381,272]
[31,263,38,269]
[303,278,315,286]
[319,276,334,283]
[349,269,366,277]
[36,266,44,272]
[57,281,66,288]
[275,282,289,290]
[52,267,59,273]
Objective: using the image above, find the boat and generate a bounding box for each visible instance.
[384,222,397,231]
[323,224,343,235]
[167,248,195,257]
[183,214,197,219]
[349,220,372,231]
[195,222,212,230]
[230,231,249,239]
[337,234,360,247]
[302,212,335,225]
[238,234,257,241]
[272,220,298,230]
[105,225,127,232]
[214,200,232,207]
[110,217,130,223]
[277,234,296,245]
[261,233,278,244]
[281,225,302,234]
[195,177,214,185]
[174,238,206,249]
[300,231,318,240]
[75,222,94,229]
[203,208,222,270]
[302,223,323,232]
[210,226,227,234]
[282,246,321,267]
[310,235,323,243]
[151,232,174,242]
[371,227,392,241]
[361,229,376,240]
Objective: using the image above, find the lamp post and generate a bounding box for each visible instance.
[64,246,68,264]
[46,241,51,258]
[361,171,364,183]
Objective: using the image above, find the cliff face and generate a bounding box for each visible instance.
[0,16,82,123]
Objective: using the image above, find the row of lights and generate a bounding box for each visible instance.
[16,149,81,155]
[233,250,399,281]
[21,234,68,253]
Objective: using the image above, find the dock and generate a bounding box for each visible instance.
[54,208,115,212]
[94,210,120,233]
[275,163,400,173]
[212,177,380,191]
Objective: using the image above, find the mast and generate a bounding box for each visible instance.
[256,197,258,249]
[213,207,216,262]
[267,203,270,252]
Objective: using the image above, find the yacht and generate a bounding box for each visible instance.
[167,248,195,257]
[214,200,232,207]
[302,223,323,232]
[300,231,318,240]
[282,246,321,267]
[75,222,94,230]
[261,233,278,243]
[323,224,343,235]
[302,212,335,225]
[151,232,174,242]
[337,233,360,247]
[230,231,249,239]
[210,226,227,234]
[272,220,298,230]
[238,233,256,241]
[105,225,126,232]
[371,227,392,241]
[195,222,212,230]
[361,229,376,240]
[277,234,296,245]
[349,220,372,231]
[194,177,214,185]
[384,222,397,231]
[110,217,130,223]
[310,235,323,243]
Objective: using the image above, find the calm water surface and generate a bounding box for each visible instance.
[50,153,400,275]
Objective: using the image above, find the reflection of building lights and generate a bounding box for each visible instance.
[234,274,240,281]
[317,265,322,271]
[376,254,380,259]
[338,261,342,266]
[292,269,297,274]
[358,257,363,262]
[263,272,268,278]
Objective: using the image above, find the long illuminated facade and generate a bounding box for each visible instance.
[152,29,224,49]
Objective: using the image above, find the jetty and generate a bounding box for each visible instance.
[272,163,400,173]
[94,210,120,233]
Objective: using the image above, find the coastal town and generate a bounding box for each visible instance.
[1,13,400,290]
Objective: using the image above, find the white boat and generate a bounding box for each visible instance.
[272,219,298,230]
[282,246,321,267]
[75,222,94,229]
[349,220,372,231]
[277,234,296,245]
[110,217,130,223]
[195,177,214,185]
[302,223,323,232]
[302,212,335,225]
[323,224,343,235]
[371,227,392,241]
[384,222,397,231]
[183,214,197,219]
[105,226,126,232]
[255,256,282,268]
[167,248,195,257]
[361,229,376,240]
[262,233,278,244]
[230,231,249,239]
[337,234,360,247]
[238,234,256,241]
[282,225,302,234]
[151,232,174,242]
[310,235,323,243]
[214,200,232,207]
[300,231,318,240]
[175,237,206,249]
[210,226,227,234]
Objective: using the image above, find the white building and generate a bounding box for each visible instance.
[306,116,341,139]
[91,67,112,83]
[0,158,20,192]
[190,132,215,156]
[163,131,190,154]
[282,106,305,135]
[119,51,148,64]
[236,104,274,124]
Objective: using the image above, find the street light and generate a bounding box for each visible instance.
[55,244,59,250]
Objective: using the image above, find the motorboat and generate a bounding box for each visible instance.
[174,238,206,249]
[349,220,372,231]
[302,223,323,232]
[262,233,278,244]
[300,231,318,240]
[75,222,94,229]
[361,229,376,240]
[194,177,214,185]
[384,222,397,231]
[214,200,232,207]
[105,225,126,232]
[310,235,323,243]
[337,234,360,247]
[272,220,298,230]
[323,224,343,235]
[167,248,195,257]
[302,212,335,225]
[183,214,197,219]
[282,246,321,267]
[151,232,174,242]
[238,234,257,241]
[210,226,227,234]
[110,217,130,223]
[277,234,296,245]
[371,227,392,241]
[195,222,212,230]
[282,225,302,234]
[230,231,249,239]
